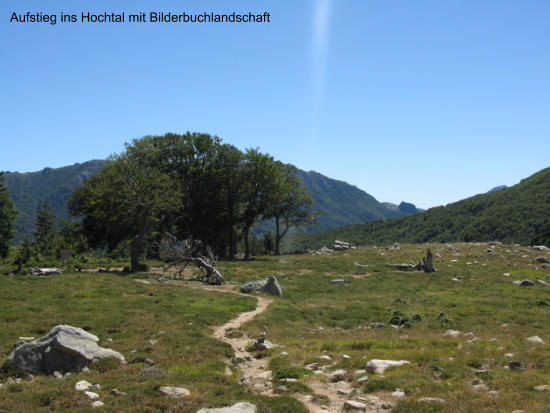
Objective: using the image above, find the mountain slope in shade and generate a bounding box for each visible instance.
[4,161,420,242]
[285,167,550,251]
[4,160,106,242]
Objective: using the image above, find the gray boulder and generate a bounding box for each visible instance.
[535,256,549,263]
[5,325,124,374]
[197,402,257,413]
[241,276,282,296]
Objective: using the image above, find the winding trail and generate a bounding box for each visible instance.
[137,278,392,412]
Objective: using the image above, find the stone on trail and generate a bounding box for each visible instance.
[5,325,124,374]
[343,400,366,411]
[158,386,191,398]
[240,276,282,296]
[197,402,257,413]
[366,359,410,374]
[329,369,347,382]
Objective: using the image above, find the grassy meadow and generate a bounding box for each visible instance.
[1,242,549,412]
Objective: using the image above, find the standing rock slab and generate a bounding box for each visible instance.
[366,359,410,374]
[5,325,124,374]
[241,276,282,296]
[197,402,257,413]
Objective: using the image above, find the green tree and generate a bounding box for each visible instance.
[71,140,177,272]
[34,203,56,257]
[14,236,33,272]
[239,149,277,259]
[265,164,316,255]
[0,172,17,258]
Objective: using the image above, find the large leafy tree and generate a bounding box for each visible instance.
[71,140,177,272]
[0,172,17,258]
[239,149,277,259]
[265,163,316,255]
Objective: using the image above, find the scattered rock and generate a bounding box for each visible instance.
[531,246,550,252]
[91,401,104,408]
[30,267,62,275]
[508,361,526,371]
[241,276,282,296]
[520,279,537,286]
[443,329,461,338]
[333,240,356,250]
[331,279,346,285]
[535,256,549,263]
[534,385,550,392]
[319,355,331,361]
[344,400,366,410]
[111,388,127,396]
[75,380,93,391]
[197,402,257,413]
[391,390,405,398]
[158,386,190,398]
[329,369,347,382]
[366,359,410,374]
[527,336,545,344]
[418,397,446,403]
[53,371,63,379]
[5,325,124,374]
[84,391,100,400]
[537,279,550,287]
[357,376,369,383]
[139,366,165,378]
[472,384,489,392]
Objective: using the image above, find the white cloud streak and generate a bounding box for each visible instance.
[311,0,332,139]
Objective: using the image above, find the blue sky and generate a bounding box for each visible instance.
[1,0,549,209]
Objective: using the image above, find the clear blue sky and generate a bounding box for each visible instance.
[1,1,549,209]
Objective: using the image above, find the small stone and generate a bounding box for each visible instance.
[357,376,369,383]
[535,256,549,263]
[343,354,351,360]
[75,380,92,391]
[489,338,499,343]
[144,358,155,365]
[488,390,499,397]
[527,336,545,344]
[111,388,127,396]
[366,359,410,374]
[91,401,104,409]
[464,332,475,338]
[281,378,298,383]
[443,329,461,338]
[53,371,63,379]
[391,391,405,398]
[82,367,90,373]
[158,386,190,398]
[331,279,345,284]
[344,400,366,410]
[148,339,158,345]
[329,370,347,382]
[472,384,489,392]
[534,385,550,392]
[319,355,331,361]
[84,391,100,400]
[337,389,351,395]
[90,384,101,391]
[274,385,288,393]
[508,361,526,371]
[418,397,446,403]
[504,353,514,358]
[279,351,288,357]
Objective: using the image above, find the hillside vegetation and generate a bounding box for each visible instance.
[286,167,550,251]
[4,160,418,243]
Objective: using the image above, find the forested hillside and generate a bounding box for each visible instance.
[285,167,550,251]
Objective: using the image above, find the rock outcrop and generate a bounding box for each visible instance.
[241,276,282,296]
[5,325,124,374]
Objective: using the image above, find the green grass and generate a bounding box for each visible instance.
[0,242,549,412]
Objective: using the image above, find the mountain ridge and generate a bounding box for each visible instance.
[3,160,419,242]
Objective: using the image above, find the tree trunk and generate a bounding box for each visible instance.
[130,236,142,272]
[244,227,250,260]
[274,216,281,256]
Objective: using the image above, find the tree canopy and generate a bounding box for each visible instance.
[70,132,316,270]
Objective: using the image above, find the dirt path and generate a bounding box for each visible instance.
[136,278,393,412]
